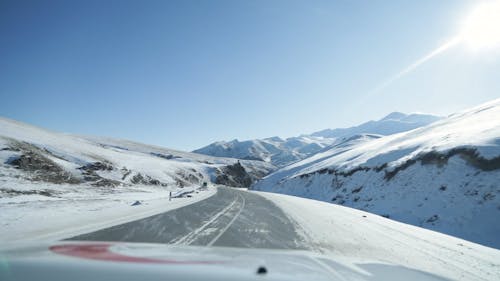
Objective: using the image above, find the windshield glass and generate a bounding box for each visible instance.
[1,1,499,281]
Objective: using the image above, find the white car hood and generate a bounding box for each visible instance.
[0,241,449,281]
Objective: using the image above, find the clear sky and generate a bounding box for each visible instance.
[1,0,499,151]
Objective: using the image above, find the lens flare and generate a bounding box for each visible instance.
[366,1,500,97]
[370,37,461,96]
[459,0,500,51]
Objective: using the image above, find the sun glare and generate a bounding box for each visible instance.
[459,0,500,50]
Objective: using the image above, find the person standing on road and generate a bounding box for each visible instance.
[169,191,172,201]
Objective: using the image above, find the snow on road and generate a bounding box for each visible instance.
[256,190,500,281]
[0,184,216,243]
[2,183,499,280]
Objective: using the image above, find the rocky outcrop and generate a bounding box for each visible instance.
[78,161,121,187]
[6,142,80,184]
[215,162,253,187]
[130,173,164,186]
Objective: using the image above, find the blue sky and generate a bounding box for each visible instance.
[1,0,499,150]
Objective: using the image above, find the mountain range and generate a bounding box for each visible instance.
[194,112,441,167]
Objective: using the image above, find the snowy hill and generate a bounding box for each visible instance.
[0,117,275,192]
[253,99,500,249]
[194,112,440,167]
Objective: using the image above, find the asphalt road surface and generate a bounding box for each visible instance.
[69,187,308,250]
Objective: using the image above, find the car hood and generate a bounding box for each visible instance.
[0,241,448,281]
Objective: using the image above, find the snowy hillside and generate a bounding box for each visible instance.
[253,99,500,249]
[193,136,334,167]
[0,117,275,193]
[194,112,440,167]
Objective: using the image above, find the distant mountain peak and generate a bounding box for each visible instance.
[311,112,441,138]
[264,136,285,143]
[381,112,407,121]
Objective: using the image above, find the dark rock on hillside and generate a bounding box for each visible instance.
[6,142,80,184]
[78,161,121,187]
[296,147,500,183]
[0,187,60,197]
[215,162,253,187]
[131,173,164,186]
[150,152,180,160]
[90,178,121,187]
[79,161,114,172]
[384,147,500,180]
[174,170,204,188]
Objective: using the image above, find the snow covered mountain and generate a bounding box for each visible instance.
[311,111,442,138]
[194,112,440,167]
[0,117,275,191]
[252,99,500,249]
[193,136,334,167]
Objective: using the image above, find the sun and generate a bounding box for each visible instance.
[459,0,500,50]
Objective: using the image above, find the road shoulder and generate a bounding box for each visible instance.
[1,185,216,243]
[253,190,500,281]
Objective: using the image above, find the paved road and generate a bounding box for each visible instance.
[69,187,308,250]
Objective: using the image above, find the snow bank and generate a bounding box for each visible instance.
[256,191,500,281]
[0,183,216,243]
